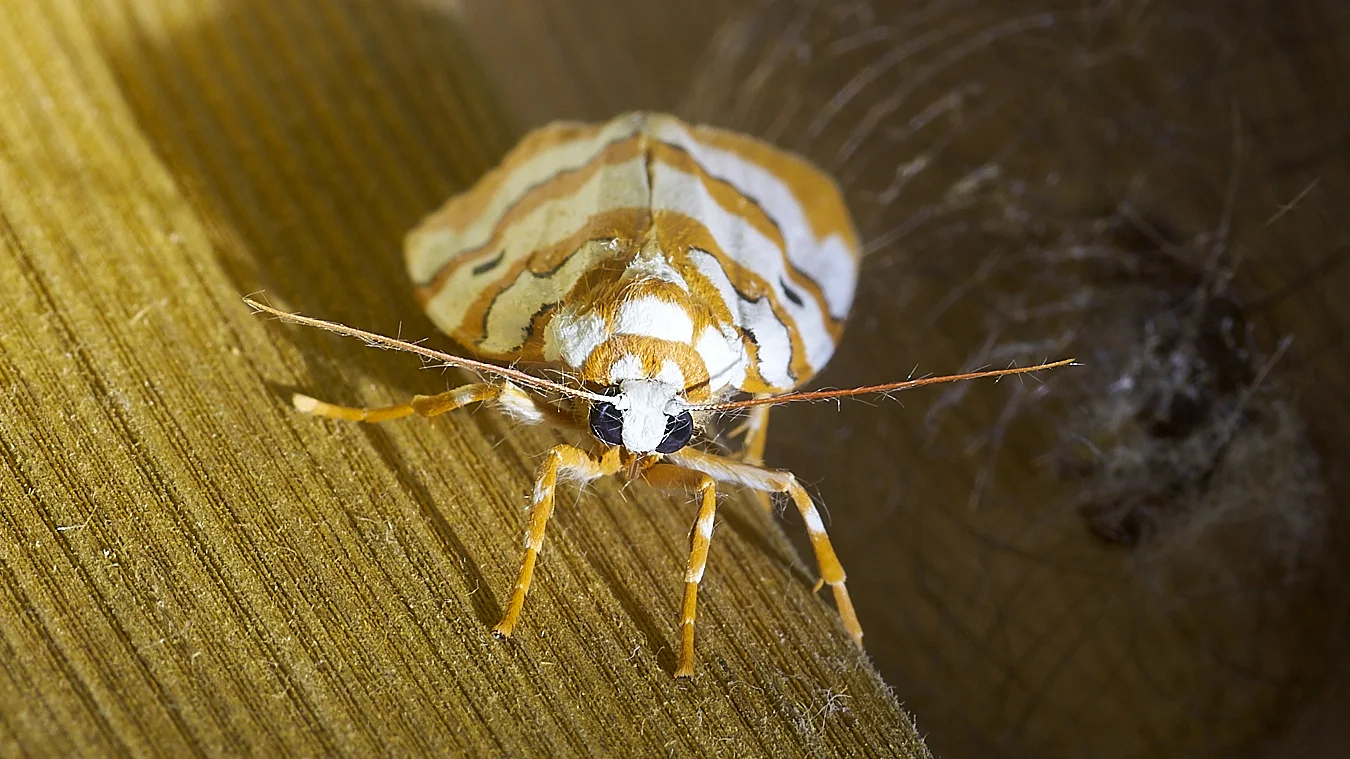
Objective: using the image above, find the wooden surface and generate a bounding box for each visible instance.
[6,1,1350,758]
[0,1,929,757]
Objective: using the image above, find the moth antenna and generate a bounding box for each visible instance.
[243,296,610,403]
[687,359,1078,411]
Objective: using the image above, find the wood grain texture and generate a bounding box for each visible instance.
[0,1,928,757]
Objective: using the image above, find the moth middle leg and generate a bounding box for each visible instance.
[641,463,720,678]
[666,447,864,648]
[493,444,619,638]
[728,402,773,511]
[735,404,772,466]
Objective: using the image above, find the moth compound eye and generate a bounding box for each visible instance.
[589,400,623,447]
[655,410,694,454]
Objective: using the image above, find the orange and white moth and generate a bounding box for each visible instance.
[247,112,1070,678]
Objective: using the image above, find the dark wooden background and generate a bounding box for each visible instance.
[2,1,1348,757]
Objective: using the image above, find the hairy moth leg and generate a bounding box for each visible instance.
[642,464,720,678]
[731,403,773,511]
[292,381,573,428]
[493,444,618,638]
[291,381,605,638]
[737,404,772,465]
[667,447,863,648]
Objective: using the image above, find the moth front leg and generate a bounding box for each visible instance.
[493,444,619,638]
[641,463,720,678]
[292,380,573,429]
[666,447,863,648]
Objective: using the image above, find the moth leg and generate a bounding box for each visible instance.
[737,404,772,464]
[642,464,720,678]
[493,444,618,638]
[665,448,863,648]
[292,381,573,429]
[734,403,773,511]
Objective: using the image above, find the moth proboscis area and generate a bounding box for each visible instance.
[246,111,1073,678]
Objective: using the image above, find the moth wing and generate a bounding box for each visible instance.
[406,115,652,362]
[647,115,861,391]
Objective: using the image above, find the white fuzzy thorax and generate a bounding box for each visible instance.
[613,379,683,453]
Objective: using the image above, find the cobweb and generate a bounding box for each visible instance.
[681,1,1350,757]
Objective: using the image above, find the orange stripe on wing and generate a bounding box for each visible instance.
[424,207,651,350]
[648,141,840,334]
[418,121,613,234]
[685,123,860,258]
[410,135,647,290]
[653,209,816,387]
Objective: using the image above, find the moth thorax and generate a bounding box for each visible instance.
[614,379,683,453]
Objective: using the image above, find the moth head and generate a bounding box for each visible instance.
[589,379,693,454]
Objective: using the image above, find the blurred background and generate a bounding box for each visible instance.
[4,0,1345,755]
[461,0,1350,756]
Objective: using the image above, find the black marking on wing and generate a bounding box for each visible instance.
[414,130,639,286]
[472,249,506,276]
[656,140,834,315]
[731,290,799,386]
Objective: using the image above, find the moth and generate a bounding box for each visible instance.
[247,112,1069,678]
